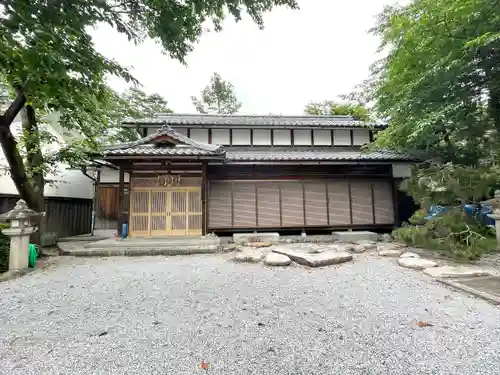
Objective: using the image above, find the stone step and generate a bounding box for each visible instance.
[59,236,221,257]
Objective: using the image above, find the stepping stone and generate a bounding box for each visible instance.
[378,249,404,257]
[400,252,420,259]
[273,246,352,267]
[398,258,438,270]
[342,244,366,253]
[233,249,263,263]
[264,253,291,266]
[352,240,377,251]
[423,265,497,278]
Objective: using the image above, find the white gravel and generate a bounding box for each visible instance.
[1,254,499,375]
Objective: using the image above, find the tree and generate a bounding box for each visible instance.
[0,0,298,233]
[108,88,174,142]
[191,72,242,114]
[304,100,370,121]
[362,0,500,258]
[367,0,500,167]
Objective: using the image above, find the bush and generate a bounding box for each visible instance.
[393,208,497,261]
[0,224,9,273]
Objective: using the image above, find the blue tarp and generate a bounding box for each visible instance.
[425,204,494,226]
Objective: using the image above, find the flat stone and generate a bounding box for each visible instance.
[352,240,377,250]
[233,232,279,244]
[423,265,497,278]
[377,243,405,253]
[245,242,273,248]
[233,249,263,263]
[221,244,237,252]
[378,249,404,257]
[273,246,353,267]
[264,253,291,266]
[400,252,420,259]
[398,258,438,270]
[332,231,379,242]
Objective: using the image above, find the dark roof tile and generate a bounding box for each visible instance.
[122,114,385,129]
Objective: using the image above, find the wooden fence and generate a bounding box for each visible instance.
[0,195,92,245]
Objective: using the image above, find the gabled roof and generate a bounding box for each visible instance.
[121,113,386,129]
[100,125,225,157]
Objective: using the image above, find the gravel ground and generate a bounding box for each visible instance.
[1,254,499,375]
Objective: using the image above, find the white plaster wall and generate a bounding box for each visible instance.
[232,129,250,145]
[392,164,412,178]
[313,130,332,146]
[98,167,130,183]
[352,129,370,146]
[212,129,230,144]
[273,130,291,145]
[190,128,209,143]
[333,130,351,146]
[293,130,312,145]
[253,129,271,145]
[0,117,93,199]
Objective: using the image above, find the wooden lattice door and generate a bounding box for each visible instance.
[129,187,202,237]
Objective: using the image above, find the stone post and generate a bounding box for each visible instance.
[0,199,45,271]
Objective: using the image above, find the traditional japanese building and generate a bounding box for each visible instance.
[91,114,414,238]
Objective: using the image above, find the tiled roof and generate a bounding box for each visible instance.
[121,114,385,129]
[225,148,415,162]
[101,125,225,157]
[103,145,222,156]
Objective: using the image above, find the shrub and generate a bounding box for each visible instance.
[393,208,497,261]
[0,224,9,273]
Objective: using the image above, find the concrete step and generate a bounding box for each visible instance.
[60,236,221,257]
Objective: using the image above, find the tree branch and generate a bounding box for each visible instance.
[0,90,26,129]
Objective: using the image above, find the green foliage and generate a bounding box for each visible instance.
[366,0,500,165]
[191,72,242,114]
[0,224,9,273]
[402,162,500,207]
[0,0,297,208]
[304,100,370,121]
[393,208,497,261]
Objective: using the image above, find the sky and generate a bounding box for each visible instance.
[91,0,399,115]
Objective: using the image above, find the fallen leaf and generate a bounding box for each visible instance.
[201,360,209,370]
[416,321,434,327]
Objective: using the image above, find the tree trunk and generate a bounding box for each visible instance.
[20,105,45,248]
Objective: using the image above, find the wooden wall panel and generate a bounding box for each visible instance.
[327,181,351,225]
[232,183,257,227]
[350,180,374,224]
[208,183,232,228]
[304,182,328,226]
[257,182,281,227]
[206,178,395,230]
[280,182,305,226]
[373,180,394,224]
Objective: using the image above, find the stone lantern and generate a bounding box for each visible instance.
[484,190,500,244]
[0,199,45,270]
